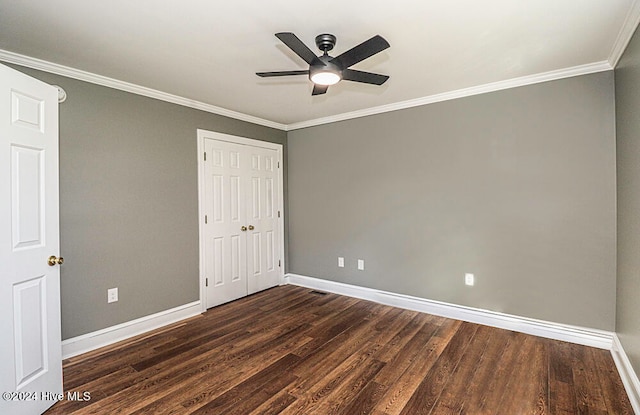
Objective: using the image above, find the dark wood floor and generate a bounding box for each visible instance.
[45,285,632,414]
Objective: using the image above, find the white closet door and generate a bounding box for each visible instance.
[203,138,282,308]
[204,140,248,307]
[246,147,280,294]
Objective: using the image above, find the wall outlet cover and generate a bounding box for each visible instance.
[465,273,475,286]
[358,259,365,271]
[108,287,118,303]
[338,257,344,267]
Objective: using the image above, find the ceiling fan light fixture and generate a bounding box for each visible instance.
[257,32,390,96]
[310,70,341,86]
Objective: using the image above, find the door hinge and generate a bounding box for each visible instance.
[206,278,208,287]
[277,161,280,168]
[205,215,208,224]
[277,211,281,218]
[278,260,281,267]
[204,152,207,161]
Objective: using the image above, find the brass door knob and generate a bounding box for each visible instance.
[241,226,247,232]
[48,256,64,266]
[248,225,255,230]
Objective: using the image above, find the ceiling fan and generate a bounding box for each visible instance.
[256,32,390,95]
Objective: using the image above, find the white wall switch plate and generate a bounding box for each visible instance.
[465,273,475,286]
[108,287,118,303]
[338,257,344,267]
[357,259,365,271]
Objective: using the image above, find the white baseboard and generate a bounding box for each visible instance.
[285,273,614,350]
[61,301,202,359]
[612,334,640,414]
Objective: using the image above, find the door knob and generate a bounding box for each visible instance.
[248,225,255,230]
[48,256,64,266]
[241,226,247,232]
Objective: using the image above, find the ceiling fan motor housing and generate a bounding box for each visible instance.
[315,34,336,53]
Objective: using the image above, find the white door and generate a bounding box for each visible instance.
[0,64,63,414]
[204,139,248,306]
[246,146,280,295]
[202,136,281,308]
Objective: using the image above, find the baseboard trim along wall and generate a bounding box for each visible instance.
[612,334,640,414]
[285,273,614,349]
[61,301,202,359]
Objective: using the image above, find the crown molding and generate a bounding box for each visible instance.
[609,0,640,68]
[0,49,614,132]
[0,49,287,131]
[286,60,613,130]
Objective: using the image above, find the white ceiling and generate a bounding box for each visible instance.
[0,0,638,129]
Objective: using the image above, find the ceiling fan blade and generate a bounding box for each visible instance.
[331,35,390,69]
[256,70,310,77]
[312,84,329,95]
[342,69,389,85]
[275,32,324,66]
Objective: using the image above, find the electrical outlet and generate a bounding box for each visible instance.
[357,259,365,271]
[338,257,344,267]
[465,273,475,286]
[108,287,118,303]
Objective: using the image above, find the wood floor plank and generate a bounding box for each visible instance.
[132,323,313,414]
[398,321,479,415]
[44,285,633,415]
[248,390,297,415]
[372,314,442,387]
[549,340,580,415]
[60,289,306,388]
[427,323,494,414]
[497,336,548,415]
[286,306,394,399]
[84,320,313,413]
[189,354,301,414]
[314,359,386,415]
[591,347,634,414]
[288,300,373,359]
[470,330,524,415]
[571,343,610,415]
[371,318,462,415]
[62,329,182,389]
[235,373,299,415]
[278,349,385,414]
[373,312,439,364]
[341,380,387,415]
[129,289,330,374]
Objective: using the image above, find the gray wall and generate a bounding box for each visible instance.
[7,64,287,340]
[288,72,616,330]
[616,25,640,376]
[5,62,620,339]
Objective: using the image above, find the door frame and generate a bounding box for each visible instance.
[196,129,285,312]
